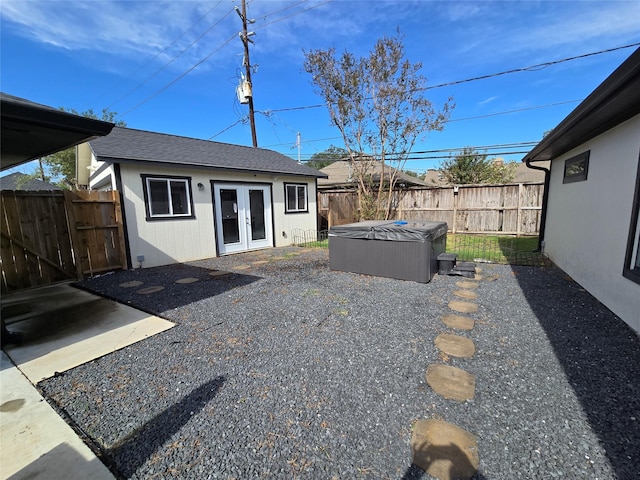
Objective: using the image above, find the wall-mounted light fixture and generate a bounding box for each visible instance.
[197,182,205,191]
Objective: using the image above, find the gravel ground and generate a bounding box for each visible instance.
[37,247,640,480]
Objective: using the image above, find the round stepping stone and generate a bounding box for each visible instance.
[453,290,478,300]
[208,270,230,277]
[119,280,143,288]
[411,418,479,480]
[175,277,198,284]
[426,364,476,401]
[137,285,164,295]
[441,314,475,330]
[252,260,269,265]
[448,300,478,314]
[456,281,479,289]
[435,333,476,358]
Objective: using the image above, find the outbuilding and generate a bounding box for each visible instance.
[79,127,326,268]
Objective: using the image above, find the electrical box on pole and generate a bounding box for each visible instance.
[236,0,258,147]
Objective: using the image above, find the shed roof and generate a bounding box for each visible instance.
[523,47,640,163]
[89,127,326,178]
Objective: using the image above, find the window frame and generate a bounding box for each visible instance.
[141,174,195,221]
[284,183,309,214]
[623,151,640,285]
[563,150,590,184]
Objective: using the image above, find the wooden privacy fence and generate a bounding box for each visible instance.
[318,182,544,235]
[1,189,126,294]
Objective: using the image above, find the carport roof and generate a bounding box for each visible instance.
[523,47,640,163]
[90,126,327,178]
[1,93,115,171]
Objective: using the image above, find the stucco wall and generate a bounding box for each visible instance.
[113,164,317,268]
[544,115,640,333]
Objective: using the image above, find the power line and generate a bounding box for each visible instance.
[98,2,224,108]
[209,118,246,140]
[447,99,582,123]
[257,42,640,115]
[254,0,332,30]
[258,99,579,152]
[120,34,236,117]
[282,142,539,161]
[110,5,235,111]
[420,42,640,92]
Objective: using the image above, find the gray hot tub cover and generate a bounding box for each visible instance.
[329,220,448,242]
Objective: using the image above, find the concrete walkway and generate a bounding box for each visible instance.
[1,282,175,479]
[1,351,115,480]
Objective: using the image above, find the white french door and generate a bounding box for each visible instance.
[214,183,272,255]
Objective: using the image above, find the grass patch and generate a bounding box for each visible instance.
[300,238,328,248]
[447,234,545,266]
[292,229,547,266]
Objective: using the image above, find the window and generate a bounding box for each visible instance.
[623,151,640,284]
[142,175,194,220]
[563,151,589,184]
[285,183,308,213]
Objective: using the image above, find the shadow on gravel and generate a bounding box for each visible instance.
[400,463,489,480]
[107,376,225,478]
[75,264,261,315]
[513,265,640,479]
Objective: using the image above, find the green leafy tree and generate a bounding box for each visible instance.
[304,32,453,220]
[32,108,125,189]
[306,145,347,170]
[439,148,516,184]
[402,169,419,178]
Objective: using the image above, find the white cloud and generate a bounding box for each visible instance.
[477,95,498,106]
[1,1,237,69]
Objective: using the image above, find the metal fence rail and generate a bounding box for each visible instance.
[291,229,548,267]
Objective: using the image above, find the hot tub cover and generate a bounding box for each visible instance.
[329,220,448,242]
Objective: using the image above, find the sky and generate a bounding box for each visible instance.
[1,0,639,178]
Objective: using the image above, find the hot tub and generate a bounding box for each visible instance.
[328,220,448,283]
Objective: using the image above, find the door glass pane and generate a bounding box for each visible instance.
[249,189,266,241]
[149,180,170,215]
[220,189,240,244]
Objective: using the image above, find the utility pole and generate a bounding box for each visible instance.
[237,0,258,147]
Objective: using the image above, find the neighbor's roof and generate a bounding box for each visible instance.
[0,172,61,191]
[422,161,548,187]
[523,47,640,163]
[1,92,114,171]
[89,127,326,178]
[318,160,427,188]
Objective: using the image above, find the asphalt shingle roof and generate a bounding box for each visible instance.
[89,127,326,178]
[0,172,61,191]
[318,160,428,188]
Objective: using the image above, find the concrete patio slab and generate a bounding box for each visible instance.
[0,351,115,480]
[3,283,174,383]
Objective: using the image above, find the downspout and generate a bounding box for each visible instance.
[525,159,550,252]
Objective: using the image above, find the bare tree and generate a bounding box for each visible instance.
[304,33,453,219]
